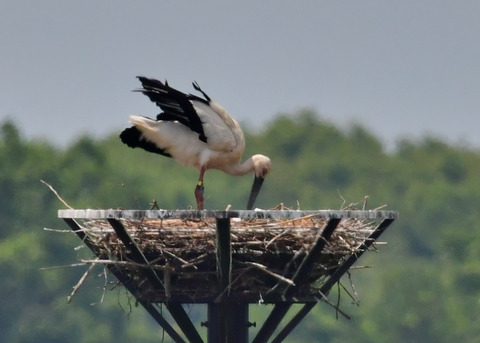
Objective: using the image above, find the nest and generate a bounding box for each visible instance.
[75,215,380,303]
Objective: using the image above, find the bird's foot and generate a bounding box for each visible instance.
[149,199,159,210]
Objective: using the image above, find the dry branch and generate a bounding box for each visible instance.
[67,263,95,303]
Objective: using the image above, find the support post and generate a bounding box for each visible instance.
[207,302,223,343]
[207,218,249,343]
[215,218,232,291]
[227,302,249,343]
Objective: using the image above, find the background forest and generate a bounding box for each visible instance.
[1,110,479,343]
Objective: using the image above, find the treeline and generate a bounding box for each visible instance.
[1,111,479,342]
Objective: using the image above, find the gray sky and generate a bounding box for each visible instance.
[1,1,479,150]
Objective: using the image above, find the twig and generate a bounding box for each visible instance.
[315,290,351,320]
[100,267,108,304]
[242,261,295,286]
[162,249,197,270]
[346,271,359,305]
[373,204,388,210]
[68,263,95,303]
[273,246,306,292]
[362,196,369,210]
[336,282,341,319]
[40,180,73,209]
[44,227,78,233]
[214,267,254,303]
[337,189,346,210]
[80,259,167,271]
[40,263,87,270]
[265,229,290,248]
[181,253,209,269]
[164,267,171,300]
[90,267,108,305]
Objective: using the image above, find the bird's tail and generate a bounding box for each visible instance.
[128,115,163,146]
[128,115,163,140]
[129,115,157,130]
[119,116,171,157]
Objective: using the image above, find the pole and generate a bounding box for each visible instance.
[207,218,249,343]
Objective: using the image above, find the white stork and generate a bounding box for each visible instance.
[120,76,271,210]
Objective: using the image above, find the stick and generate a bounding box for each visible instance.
[362,196,369,210]
[265,229,290,248]
[162,249,197,270]
[315,290,351,320]
[40,263,87,270]
[242,261,295,286]
[68,263,95,303]
[40,180,73,209]
[80,259,167,271]
[90,267,108,305]
[44,227,78,233]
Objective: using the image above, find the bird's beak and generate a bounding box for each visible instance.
[246,176,265,210]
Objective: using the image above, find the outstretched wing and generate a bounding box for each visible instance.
[136,76,208,143]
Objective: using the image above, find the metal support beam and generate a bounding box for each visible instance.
[269,218,396,342]
[63,219,186,343]
[142,303,187,343]
[106,219,204,343]
[271,303,315,343]
[287,218,342,293]
[252,218,341,343]
[107,219,164,288]
[63,218,101,255]
[319,218,395,294]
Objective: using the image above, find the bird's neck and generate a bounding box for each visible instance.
[220,157,255,177]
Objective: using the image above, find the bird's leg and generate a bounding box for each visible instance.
[149,199,159,210]
[194,167,206,210]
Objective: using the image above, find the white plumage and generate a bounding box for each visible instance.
[120,77,271,210]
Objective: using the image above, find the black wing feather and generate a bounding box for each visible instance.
[136,76,208,143]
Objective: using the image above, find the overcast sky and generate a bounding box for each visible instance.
[1,1,479,150]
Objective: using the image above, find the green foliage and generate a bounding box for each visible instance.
[1,112,480,342]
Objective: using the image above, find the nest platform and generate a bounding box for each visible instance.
[58,209,398,343]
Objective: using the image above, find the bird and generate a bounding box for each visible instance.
[120,76,271,210]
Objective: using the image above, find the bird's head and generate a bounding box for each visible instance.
[252,154,271,178]
[247,154,271,210]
